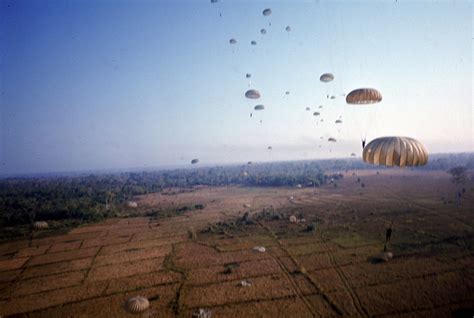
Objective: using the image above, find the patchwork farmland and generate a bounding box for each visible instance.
[0,170,473,317]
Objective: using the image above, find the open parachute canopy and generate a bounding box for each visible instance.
[335,119,342,124]
[262,8,272,16]
[285,26,291,32]
[261,28,267,35]
[362,136,428,167]
[254,105,264,111]
[319,73,334,83]
[328,137,337,142]
[246,73,251,78]
[313,112,320,116]
[346,88,382,104]
[245,89,261,99]
[306,107,311,111]
[251,40,257,46]
[191,159,199,164]
[229,38,237,45]
[268,146,273,150]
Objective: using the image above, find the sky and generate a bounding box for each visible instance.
[0,0,472,175]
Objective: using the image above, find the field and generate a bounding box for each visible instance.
[0,170,473,317]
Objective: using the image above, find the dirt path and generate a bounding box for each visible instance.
[255,219,343,317]
[320,233,368,318]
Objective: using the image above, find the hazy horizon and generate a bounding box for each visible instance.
[1,1,472,175]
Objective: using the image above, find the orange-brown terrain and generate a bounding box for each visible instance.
[0,170,473,317]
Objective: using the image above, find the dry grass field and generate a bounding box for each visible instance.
[0,170,473,317]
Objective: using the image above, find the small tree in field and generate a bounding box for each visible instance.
[447,166,468,206]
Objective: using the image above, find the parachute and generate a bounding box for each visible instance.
[318,105,323,109]
[328,137,337,142]
[245,89,261,99]
[351,153,356,157]
[285,26,291,32]
[126,297,150,314]
[346,88,382,104]
[229,38,237,45]
[246,73,251,78]
[346,88,382,141]
[330,95,336,100]
[261,28,267,35]
[306,107,311,111]
[33,221,48,230]
[313,112,320,116]
[362,136,428,167]
[251,40,257,46]
[262,8,272,16]
[210,0,219,2]
[335,119,342,124]
[254,105,264,111]
[191,159,199,164]
[247,161,252,164]
[268,146,273,150]
[319,73,334,83]
[285,91,290,95]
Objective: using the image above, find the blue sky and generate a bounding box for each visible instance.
[1,0,472,174]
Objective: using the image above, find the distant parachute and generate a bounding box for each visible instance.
[263,8,272,16]
[285,26,291,32]
[246,73,251,78]
[363,136,428,167]
[328,137,337,142]
[229,38,237,45]
[306,107,311,111]
[319,73,334,83]
[330,95,336,100]
[210,0,219,2]
[251,40,257,46]
[33,221,48,230]
[313,112,320,116]
[191,159,199,164]
[318,105,323,109]
[346,88,382,104]
[245,89,261,99]
[285,91,290,95]
[254,105,264,111]
[351,153,356,157]
[335,119,342,124]
[268,146,272,150]
[261,28,267,35]
[126,297,149,314]
[247,161,252,164]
